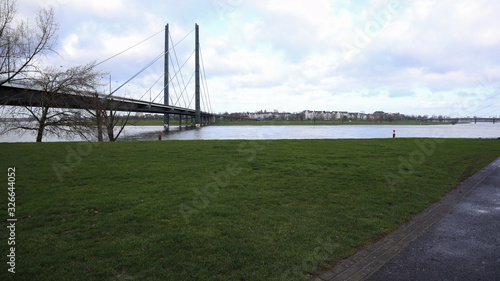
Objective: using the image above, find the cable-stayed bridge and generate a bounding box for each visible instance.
[0,23,215,128]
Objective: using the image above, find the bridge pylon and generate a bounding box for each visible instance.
[163,23,170,130]
[195,23,201,128]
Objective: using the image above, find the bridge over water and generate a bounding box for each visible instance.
[0,24,217,128]
[425,117,497,124]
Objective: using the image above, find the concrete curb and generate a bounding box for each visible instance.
[310,157,500,281]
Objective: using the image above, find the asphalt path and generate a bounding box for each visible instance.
[311,157,500,281]
[367,159,500,281]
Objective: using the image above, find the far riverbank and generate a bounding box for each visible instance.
[127,119,456,126]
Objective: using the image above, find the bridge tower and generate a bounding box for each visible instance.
[163,24,170,130]
[195,23,201,128]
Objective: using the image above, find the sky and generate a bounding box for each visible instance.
[16,0,500,117]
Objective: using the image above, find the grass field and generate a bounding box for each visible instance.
[1,139,500,280]
[127,119,449,126]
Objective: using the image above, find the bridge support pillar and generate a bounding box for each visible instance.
[163,115,169,131]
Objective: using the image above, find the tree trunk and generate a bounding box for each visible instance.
[106,116,116,142]
[107,124,116,142]
[36,126,44,142]
[96,110,103,142]
[36,106,49,142]
[97,122,103,141]
[106,111,115,142]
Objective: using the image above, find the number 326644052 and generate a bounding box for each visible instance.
[8,168,15,216]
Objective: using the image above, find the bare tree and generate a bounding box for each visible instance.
[103,103,132,142]
[0,1,134,142]
[73,88,106,141]
[79,91,134,142]
[0,0,58,85]
[2,64,102,142]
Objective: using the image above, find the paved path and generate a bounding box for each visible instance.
[311,157,500,281]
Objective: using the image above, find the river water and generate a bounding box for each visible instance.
[1,123,499,143]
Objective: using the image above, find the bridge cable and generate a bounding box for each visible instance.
[169,49,188,107]
[472,99,499,117]
[149,71,177,106]
[199,49,209,112]
[138,45,185,103]
[200,47,214,113]
[169,32,189,108]
[151,49,196,104]
[151,48,195,105]
[169,69,183,107]
[158,70,195,108]
[107,51,165,98]
[454,91,500,117]
[203,50,214,113]
[94,28,164,67]
[201,79,209,113]
[107,27,196,98]
[188,84,196,109]
[169,72,181,106]
[179,71,196,107]
[202,52,213,113]
[139,73,164,102]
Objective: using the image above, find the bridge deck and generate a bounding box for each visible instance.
[0,84,211,117]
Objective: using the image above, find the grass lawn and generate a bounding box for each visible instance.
[1,139,500,280]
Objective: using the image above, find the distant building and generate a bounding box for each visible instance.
[303,110,315,120]
[333,111,348,120]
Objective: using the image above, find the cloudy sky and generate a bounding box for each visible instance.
[17,0,500,117]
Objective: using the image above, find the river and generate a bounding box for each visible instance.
[0,123,499,143]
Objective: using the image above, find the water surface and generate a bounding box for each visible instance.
[1,123,498,143]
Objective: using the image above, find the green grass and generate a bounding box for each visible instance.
[1,139,500,280]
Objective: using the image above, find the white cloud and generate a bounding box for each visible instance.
[58,0,126,17]
[13,0,500,117]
